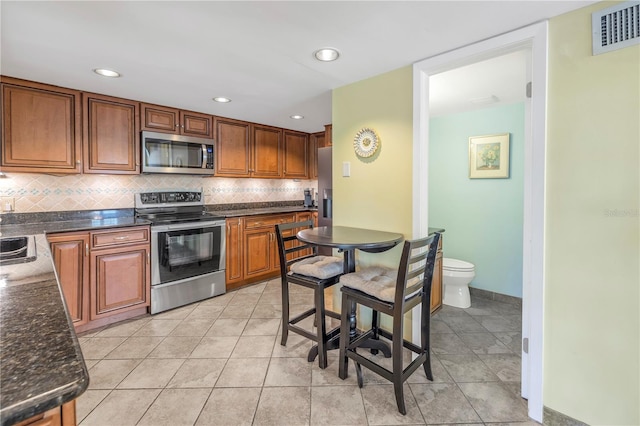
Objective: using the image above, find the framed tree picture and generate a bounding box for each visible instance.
[468,133,510,179]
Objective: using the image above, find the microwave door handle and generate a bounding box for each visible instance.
[202,144,208,169]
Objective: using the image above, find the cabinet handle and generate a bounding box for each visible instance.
[85,244,89,256]
[147,252,150,264]
[113,236,130,241]
[76,160,81,164]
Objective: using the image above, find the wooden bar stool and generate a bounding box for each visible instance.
[338,233,440,414]
[275,220,343,369]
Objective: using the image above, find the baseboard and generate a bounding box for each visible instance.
[543,406,588,426]
[469,286,522,307]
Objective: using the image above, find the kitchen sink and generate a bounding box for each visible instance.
[0,236,37,265]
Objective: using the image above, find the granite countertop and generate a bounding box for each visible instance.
[211,205,317,218]
[0,215,149,425]
[0,274,89,426]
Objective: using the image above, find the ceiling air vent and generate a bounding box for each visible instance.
[592,1,640,55]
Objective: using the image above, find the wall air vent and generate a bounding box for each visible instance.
[592,1,640,55]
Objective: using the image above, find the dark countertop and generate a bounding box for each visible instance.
[0,274,89,426]
[0,216,149,425]
[211,205,317,218]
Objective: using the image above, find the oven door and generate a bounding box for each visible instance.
[151,220,226,286]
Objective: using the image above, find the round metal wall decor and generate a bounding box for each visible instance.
[353,128,380,158]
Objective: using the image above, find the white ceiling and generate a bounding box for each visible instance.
[0,1,595,133]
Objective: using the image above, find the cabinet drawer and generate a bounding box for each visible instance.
[91,227,150,249]
[243,214,295,230]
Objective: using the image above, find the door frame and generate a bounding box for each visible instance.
[411,22,548,422]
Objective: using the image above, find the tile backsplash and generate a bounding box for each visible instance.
[0,173,317,213]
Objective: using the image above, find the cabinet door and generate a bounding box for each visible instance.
[48,233,89,326]
[83,93,140,174]
[294,211,314,259]
[1,78,82,173]
[225,218,244,289]
[141,103,179,133]
[251,124,282,178]
[90,245,150,319]
[214,117,251,177]
[309,132,322,179]
[324,124,333,147]
[243,228,273,279]
[181,110,212,138]
[283,130,309,179]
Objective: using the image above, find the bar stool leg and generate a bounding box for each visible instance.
[281,281,289,346]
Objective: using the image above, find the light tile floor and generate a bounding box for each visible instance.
[76,278,539,425]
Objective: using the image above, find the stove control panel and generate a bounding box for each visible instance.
[137,191,202,205]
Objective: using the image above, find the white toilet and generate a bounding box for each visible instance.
[442,258,475,309]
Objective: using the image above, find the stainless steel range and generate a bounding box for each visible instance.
[135,190,226,314]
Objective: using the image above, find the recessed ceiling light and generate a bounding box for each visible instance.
[213,97,231,103]
[93,68,120,78]
[314,48,340,62]
[290,115,304,120]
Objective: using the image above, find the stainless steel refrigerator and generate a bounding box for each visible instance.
[317,147,332,254]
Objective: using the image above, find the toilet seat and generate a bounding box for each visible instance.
[443,258,474,272]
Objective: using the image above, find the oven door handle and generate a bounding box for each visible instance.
[151,220,226,233]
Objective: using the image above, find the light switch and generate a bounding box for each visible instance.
[342,162,351,177]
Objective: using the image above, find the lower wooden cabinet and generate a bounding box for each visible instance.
[226,212,314,290]
[14,400,77,426]
[430,235,443,314]
[48,226,150,332]
[48,233,90,326]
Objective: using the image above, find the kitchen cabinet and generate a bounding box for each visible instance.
[243,213,295,282]
[141,103,212,138]
[214,117,251,177]
[47,225,151,332]
[1,77,82,174]
[225,211,319,290]
[251,124,282,178]
[309,131,323,179]
[431,235,443,313]
[48,233,90,327]
[90,227,150,320]
[214,120,283,178]
[83,93,140,174]
[225,217,244,289]
[282,130,309,179]
[323,124,333,147]
[14,400,77,426]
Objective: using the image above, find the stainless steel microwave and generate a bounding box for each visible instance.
[141,131,215,175]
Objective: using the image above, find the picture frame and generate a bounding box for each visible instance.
[468,133,510,179]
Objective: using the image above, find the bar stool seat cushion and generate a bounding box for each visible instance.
[339,267,398,303]
[289,255,343,279]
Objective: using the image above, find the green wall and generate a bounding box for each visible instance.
[429,103,525,298]
[332,66,414,269]
[544,3,639,424]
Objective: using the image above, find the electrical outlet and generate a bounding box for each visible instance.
[1,197,15,213]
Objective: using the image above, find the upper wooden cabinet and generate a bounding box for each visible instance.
[1,77,82,174]
[323,124,333,147]
[309,131,323,179]
[283,130,309,179]
[141,103,212,138]
[83,93,140,174]
[214,119,283,178]
[251,124,282,178]
[214,117,251,177]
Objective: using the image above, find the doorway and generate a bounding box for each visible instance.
[412,22,548,422]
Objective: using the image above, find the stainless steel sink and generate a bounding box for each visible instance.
[0,236,37,265]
